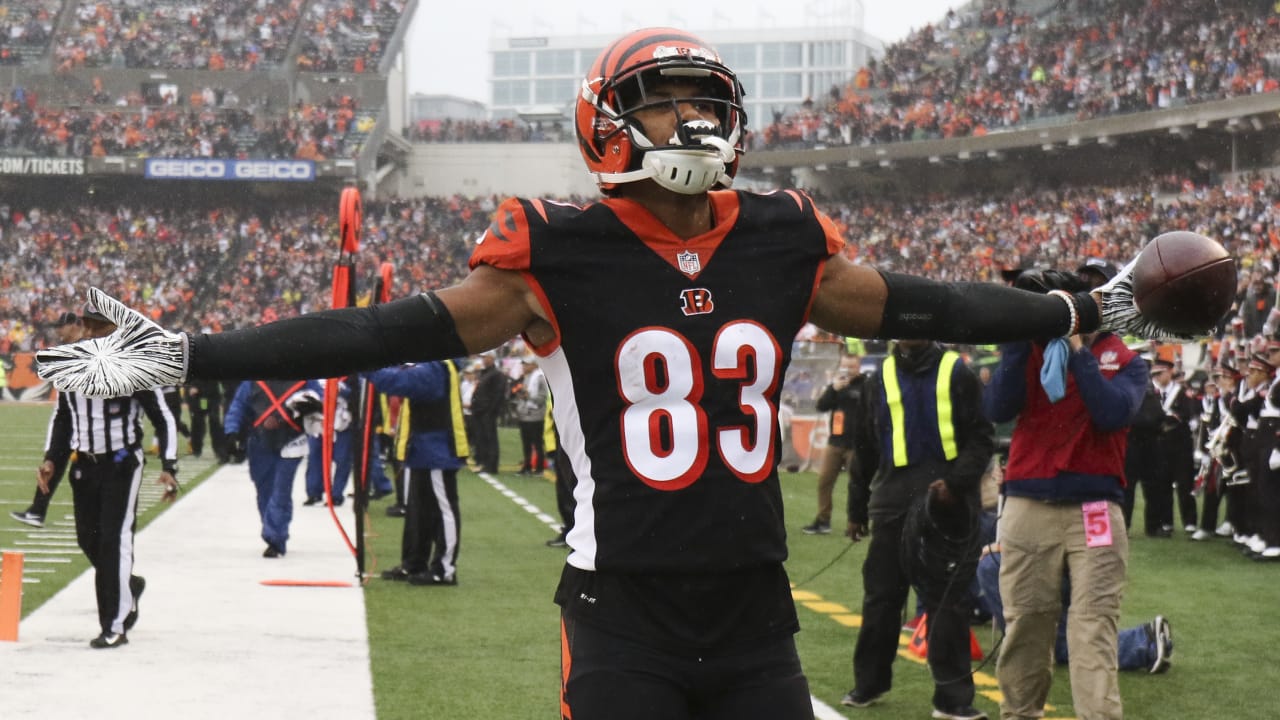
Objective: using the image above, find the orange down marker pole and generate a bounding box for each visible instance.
[0,551,24,641]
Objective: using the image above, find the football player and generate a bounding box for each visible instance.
[37,27,1196,720]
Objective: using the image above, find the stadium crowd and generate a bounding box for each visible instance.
[0,88,371,160]
[759,0,1280,149]
[296,0,405,73]
[53,0,305,71]
[0,0,58,65]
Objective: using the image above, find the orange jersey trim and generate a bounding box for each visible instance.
[601,190,740,280]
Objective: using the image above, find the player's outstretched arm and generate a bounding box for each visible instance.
[811,254,1197,343]
[809,255,1091,343]
[36,266,544,397]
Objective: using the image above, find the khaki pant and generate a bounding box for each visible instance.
[997,496,1128,720]
[814,444,853,524]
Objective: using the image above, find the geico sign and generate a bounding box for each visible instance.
[233,161,313,180]
[148,160,228,178]
[146,159,315,181]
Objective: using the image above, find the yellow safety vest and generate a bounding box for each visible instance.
[881,351,960,467]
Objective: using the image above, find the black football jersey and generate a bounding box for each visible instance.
[471,189,843,573]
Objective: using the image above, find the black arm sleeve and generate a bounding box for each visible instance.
[187,292,469,381]
[877,271,1099,343]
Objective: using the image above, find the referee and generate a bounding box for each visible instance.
[43,301,180,649]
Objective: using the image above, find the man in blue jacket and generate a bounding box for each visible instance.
[224,380,321,558]
[368,360,469,586]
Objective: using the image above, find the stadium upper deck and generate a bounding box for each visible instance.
[0,0,412,183]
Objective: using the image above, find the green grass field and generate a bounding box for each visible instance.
[3,401,1278,719]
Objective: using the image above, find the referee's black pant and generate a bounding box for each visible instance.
[401,467,461,581]
[69,448,144,635]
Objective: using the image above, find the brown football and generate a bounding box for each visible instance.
[1131,231,1236,335]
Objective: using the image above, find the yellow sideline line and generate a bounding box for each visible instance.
[791,586,1074,718]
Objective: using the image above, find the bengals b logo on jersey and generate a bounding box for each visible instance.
[679,288,715,317]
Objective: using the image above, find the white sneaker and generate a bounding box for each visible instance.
[1215,521,1234,537]
[1248,535,1268,554]
[1261,547,1280,559]
[1183,524,1197,533]
[1233,533,1247,545]
[1190,529,1211,541]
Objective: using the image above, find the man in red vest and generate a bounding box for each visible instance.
[984,315,1148,719]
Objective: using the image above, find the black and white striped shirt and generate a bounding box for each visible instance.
[45,388,178,470]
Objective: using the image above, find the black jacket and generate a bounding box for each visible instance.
[815,373,868,449]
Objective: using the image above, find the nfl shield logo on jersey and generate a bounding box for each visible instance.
[676,251,701,276]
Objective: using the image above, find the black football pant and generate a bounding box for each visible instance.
[559,614,812,720]
[69,449,143,635]
[853,513,977,711]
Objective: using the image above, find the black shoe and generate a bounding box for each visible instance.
[801,520,831,535]
[9,510,44,528]
[263,544,285,558]
[380,566,415,581]
[385,504,406,518]
[931,706,988,720]
[302,496,323,506]
[408,572,458,586]
[123,575,145,631]
[841,689,885,708]
[89,632,128,649]
[545,532,568,548]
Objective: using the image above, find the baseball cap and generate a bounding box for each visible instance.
[1077,257,1118,282]
[54,311,80,327]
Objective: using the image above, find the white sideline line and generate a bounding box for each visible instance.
[474,469,838,718]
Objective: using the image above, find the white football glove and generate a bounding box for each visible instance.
[1094,258,1199,341]
[35,287,188,398]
